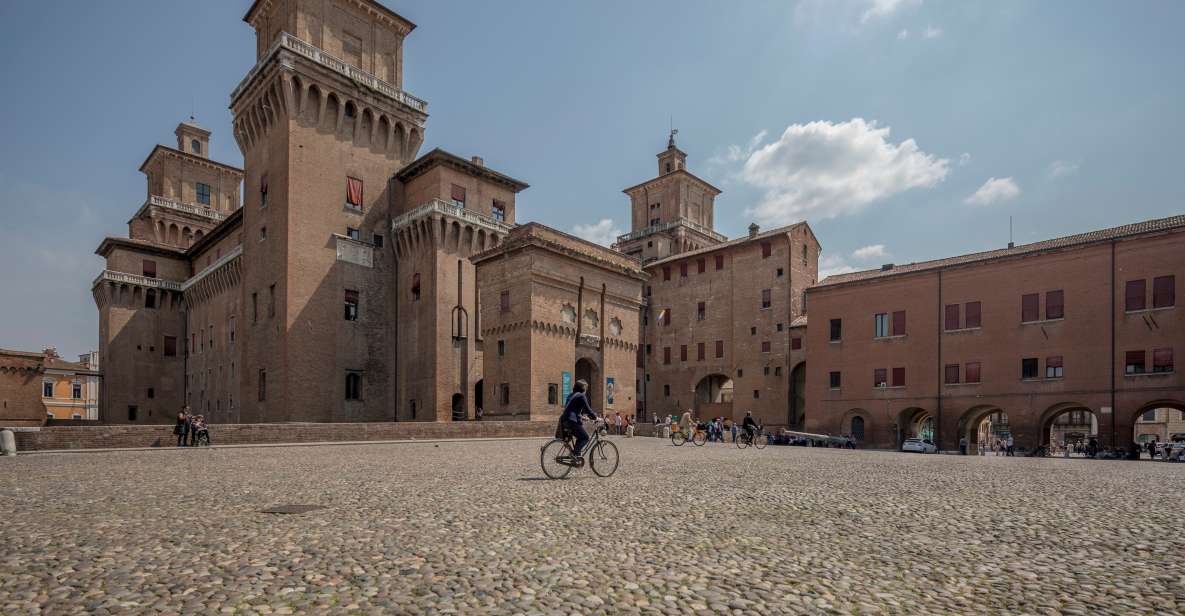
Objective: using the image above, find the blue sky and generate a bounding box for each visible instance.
[1,0,1183,358]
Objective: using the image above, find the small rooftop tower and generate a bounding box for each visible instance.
[175,117,210,158]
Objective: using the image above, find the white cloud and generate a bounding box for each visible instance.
[958,152,972,166]
[964,177,1021,206]
[852,244,888,260]
[1047,160,1080,178]
[739,118,949,226]
[711,129,769,166]
[861,0,923,24]
[923,24,944,38]
[572,218,624,247]
[897,29,910,40]
[818,254,860,278]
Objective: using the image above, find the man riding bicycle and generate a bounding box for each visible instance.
[560,379,599,465]
[742,411,759,441]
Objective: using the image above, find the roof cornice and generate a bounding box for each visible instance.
[138,145,244,176]
[394,148,529,191]
[622,168,721,196]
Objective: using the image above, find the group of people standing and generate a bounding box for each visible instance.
[657,409,758,442]
[173,407,208,447]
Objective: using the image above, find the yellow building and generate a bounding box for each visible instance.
[41,350,101,421]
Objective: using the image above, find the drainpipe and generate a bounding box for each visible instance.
[1110,240,1116,446]
[575,276,585,345]
[937,269,943,451]
[599,282,607,409]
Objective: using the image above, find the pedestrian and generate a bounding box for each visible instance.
[615,412,623,435]
[730,421,738,443]
[476,406,483,421]
[959,436,968,455]
[174,407,189,447]
[1006,435,1015,456]
[188,411,199,446]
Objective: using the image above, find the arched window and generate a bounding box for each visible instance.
[851,416,865,441]
[345,372,362,400]
[191,139,201,154]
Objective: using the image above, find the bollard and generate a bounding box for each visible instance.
[1,429,15,457]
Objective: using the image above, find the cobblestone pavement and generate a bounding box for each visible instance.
[3,437,1183,615]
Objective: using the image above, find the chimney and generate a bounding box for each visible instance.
[748,223,760,237]
[1007,242,1015,249]
[471,156,484,167]
[42,347,58,358]
[881,263,894,271]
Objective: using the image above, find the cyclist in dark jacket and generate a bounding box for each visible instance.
[742,411,759,440]
[561,379,599,464]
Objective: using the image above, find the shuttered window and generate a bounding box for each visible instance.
[697,342,705,361]
[965,362,981,383]
[680,345,687,362]
[1153,275,1175,308]
[1125,350,1145,374]
[965,301,982,328]
[1045,355,1063,378]
[1045,290,1064,320]
[873,368,887,388]
[761,340,771,353]
[715,255,724,270]
[450,184,466,206]
[663,347,671,365]
[346,177,363,209]
[142,259,157,278]
[1125,280,1146,311]
[761,242,771,258]
[892,311,906,336]
[1153,348,1173,373]
[697,258,705,274]
[944,364,959,384]
[791,337,802,350]
[891,367,905,387]
[1021,293,1039,322]
[715,340,724,358]
[944,304,959,331]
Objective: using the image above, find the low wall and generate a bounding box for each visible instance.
[13,420,558,452]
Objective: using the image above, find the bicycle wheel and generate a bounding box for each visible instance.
[590,440,620,478]
[671,430,687,446]
[692,430,707,446]
[540,439,574,479]
[753,433,769,449]
[198,433,210,447]
[736,435,750,449]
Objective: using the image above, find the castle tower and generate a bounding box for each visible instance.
[614,131,724,263]
[230,0,427,422]
[390,150,528,421]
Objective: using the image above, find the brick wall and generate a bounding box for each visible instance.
[13,420,558,452]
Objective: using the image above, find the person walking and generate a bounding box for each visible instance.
[730,420,738,443]
[614,412,623,435]
[959,436,968,455]
[1005,435,1015,457]
[174,408,189,447]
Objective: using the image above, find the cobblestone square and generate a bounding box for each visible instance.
[2,438,1183,614]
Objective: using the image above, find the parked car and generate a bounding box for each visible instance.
[902,438,938,454]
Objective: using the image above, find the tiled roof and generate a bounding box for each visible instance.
[44,357,98,374]
[647,222,810,268]
[817,214,1185,287]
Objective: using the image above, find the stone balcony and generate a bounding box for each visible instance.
[391,199,514,235]
[92,270,182,292]
[146,195,226,222]
[231,32,428,114]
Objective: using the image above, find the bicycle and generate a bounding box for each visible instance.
[671,425,707,447]
[735,425,768,450]
[194,430,211,447]
[540,418,620,479]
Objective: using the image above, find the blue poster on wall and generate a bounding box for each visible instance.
[606,377,615,406]
[562,371,572,402]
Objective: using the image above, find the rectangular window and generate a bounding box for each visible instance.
[344,289,359,321]
[663,266,671,281]
[663,347,671,365]
[1046,290,1064,320]
[492,199,507,222]
[944,304,959,331]
[753,390,760,399]
[1153,348,1174,373]
[497,340,505,357]
[196,182,211,205]
[791,337,802,350]
[965,301,981,328]
[1046,355,1063,378]
[891,367,905,387]
[146,387,154,399]
[715,340,724,358]
[680,345,687,362]
[874,313,889,338]
[680,262,688,278]
[500,383,510,405]
[777,323,784,332]
[500,290,510,313]
[258,369,267,401]
[1021,357,1039,379]
[346,227,360,241]
[664,308,672,326]
[830,318,842,341]
[1125,279,1146,311]
[260,173,268,208]
[346,177,364,209]
[761,340,771,353]
[450,184,466,207]
[764,366,770,376]
[944,364,960,385]
[128,405,137,421]
[829,371,841,388]
[892,310,906,336]
[43,381,53,397]
[965,362,981,383]
[345,371,362,400]
[268,284,276,318]
[761,289,771,309]
[715,255,724,270]
[548,383,558,405]
[697,258,706,274]
[164,336,177,357]
[873,368,887,388]
[761,242,771,258]
[1021,293,1039,322]
[697,342,705,361]
[373,233,384,248]
[142,259,157,278]
[776,267,784,277]
[663,384,670,397]
[1125,350,1146,374]
[697,301,705,321]
[1153,275,1175,308]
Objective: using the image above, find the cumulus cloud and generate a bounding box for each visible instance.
[964,177,1021,206]
[572,218,624,247]
[861,0,923,23]
[1047,160,1080,178]
[923,24,944,38]
[852,244,888,260]
[711,129,769,166]
[958,152,972,166]
[818,254,860,278]
[738,118,950,226]
[897,29,910,40]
